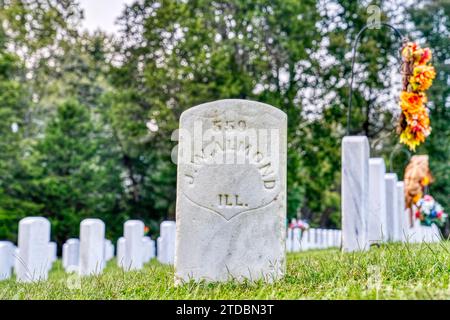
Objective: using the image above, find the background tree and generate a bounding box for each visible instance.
[0,36,41,240]
[0,0,448,243]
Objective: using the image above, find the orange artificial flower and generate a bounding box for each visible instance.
[400,92,424,114]
[413,193,422,204]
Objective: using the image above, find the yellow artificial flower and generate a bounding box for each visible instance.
[400,127,421,151]
[421,176,430,187]
[410,65,436,91]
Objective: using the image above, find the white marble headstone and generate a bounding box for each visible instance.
[341,136,369,252]
[292,228,301,252]
[397,181,410,242]
[368,158,387,243]
[159,221,176,265]
[103,239,114,262]
[286,228,293,252]
[13,247,19,276]
[79,218,105,276]
[62,238,79,273]
[336,229,342,247]
[396,181,408,242]
[123,220,144,271]
[320,229,327,249]
[16,217,51,282]
[385,173,399,242]
[156,236,163,263]
[149,239,156,259]
[174,100,287,284]
[430,224,442,242]
[316,229,323,249]
[142,236,154,263]
[309,229,316,249]
[300,229,309,251]
[47,241,57,271]
[116,237,125,268]
[327,230,334,248]
[0,241,14,280]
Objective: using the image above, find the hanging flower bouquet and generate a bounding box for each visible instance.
[415,195,447,227]
[397,42,435,151]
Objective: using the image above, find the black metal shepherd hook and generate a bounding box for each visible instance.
[389,143,411,174]
[347,23,409,136]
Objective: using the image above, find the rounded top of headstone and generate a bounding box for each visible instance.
[369,158,385,165]
[80,218,105,226]
[180,99,286,122]
[342,135,369,143]
[385,173,398,180]
[124,219,144,227]
[0,241,13,248]
[66,238,79,244]
[19,216,50,226]
[160,220,176,227]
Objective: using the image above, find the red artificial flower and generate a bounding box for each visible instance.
[418,48,432,65]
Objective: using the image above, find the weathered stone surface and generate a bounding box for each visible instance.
[79,218,105,276]
[341,136,369,252]
[123,220,144,271]
[368,158,387,243]
[16,217,51,282]
[385,173,399,242]
[175,99,287,283]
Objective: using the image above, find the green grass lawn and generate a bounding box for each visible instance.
[1,242,450,300]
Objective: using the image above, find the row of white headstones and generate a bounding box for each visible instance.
[0,218,177,282]
[341,136,442,252]
[0,134,443,283]
[286,228,342,252]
